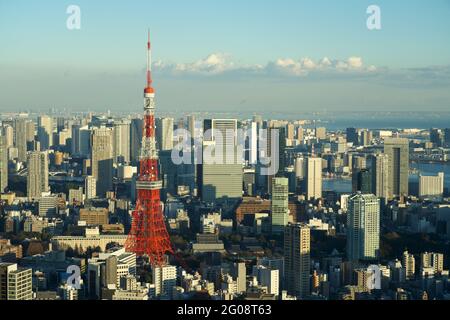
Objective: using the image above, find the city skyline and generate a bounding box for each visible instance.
[1,0,450,112]
[2,0,450,306]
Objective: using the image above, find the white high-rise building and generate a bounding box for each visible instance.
[306,157,322,200]
[347,193,380,261]
[85,176,97,200]
[14,118,28,163]
[294,157,306,179]
[419,173,444,198]
[156,118,174,151]
[403,250,415,280]
[152,265,177,299]
[113,120,131,163]
[37,115,53,150]
[2,125,14,148]
[0,136,8,193]
[0,263,33,300]
[252,265,279,297]
[27,151,49,200]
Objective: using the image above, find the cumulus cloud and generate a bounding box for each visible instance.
[153,54,378,78]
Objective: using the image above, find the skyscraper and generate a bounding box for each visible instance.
[152,265,177,299]
[403,251,415,280]
[0,263,32,300]
[384,138,409,198]
[444,128,450,148]
[27,151,49,200]
[156,118,174,151]
[91,127,114,197]
[201,119,243,204]
[419,173,444,198]
[37,115,53,150]
[187,115,196,138]
[430,128,443,147]
[71,124,91,157]
[368,154,390,201]
[0,136,8,193]
[271,177,289,234]
[352,169,372,194]
[284,223,311,299]
[2,125,14,149]
[130,118,143,165]
[14,118,28,163]
[306,157,322,200]
[113,120,131,164]
[347,193,380,261]
[85,175,97,200]
[346,127,359,146]
[315,127,326,140]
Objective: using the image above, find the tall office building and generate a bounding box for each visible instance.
[130,118,143,165]
[232,262,247,293]
[27,151,49,200]
[306,157,322,200]
[368,154,390,201]
[284,223,311,299]
[113,120,131,163]
[152,265,177,299]
[419,173,444,198]
[201,119,243,204]
[403,251,415,280]
[347,193,380,261]
[316,127,326,140]
[346,128,359,146]
[352,169,372,194]
[156,118,174,151]
[25,120,36,147]
[444,128,450,148]
[0,136,8,193]
[187,115,196,138]
[271,177,289,234]
[384,138,409,198]
[14,118,28,163]
[91,127,114,197]
[359,130,372,146]
[2,125,14,148]
[37,115,53,150]
[0,263,33,300]
[85,176,97,200]
[297,127,304,143]
[71,125,91,157]
[430,128,443,147]
[421,252,444,274]
[287,123,295,141]
[252,265,279,296]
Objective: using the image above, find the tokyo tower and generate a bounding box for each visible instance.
[125,32,173,267]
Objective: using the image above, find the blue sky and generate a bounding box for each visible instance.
[1,0,450,113]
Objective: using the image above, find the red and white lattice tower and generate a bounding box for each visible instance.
[125,31,173,267]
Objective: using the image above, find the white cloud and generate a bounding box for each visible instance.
[154,54,377,78]
[347,56,363,68]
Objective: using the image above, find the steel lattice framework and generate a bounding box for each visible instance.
[125,32,173,267]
